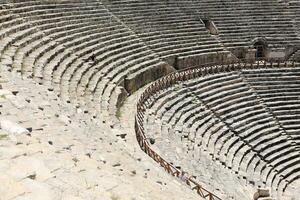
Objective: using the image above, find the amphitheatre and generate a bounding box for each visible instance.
[0,0,300,200]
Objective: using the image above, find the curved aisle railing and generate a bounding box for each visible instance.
[135,60,298,200]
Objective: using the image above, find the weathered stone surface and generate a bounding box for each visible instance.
[0,120,29,135]
[0,75,200,200]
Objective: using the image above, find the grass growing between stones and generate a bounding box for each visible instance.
[116,108,122,120]
[111,194,120,200]
[0,134,8,140]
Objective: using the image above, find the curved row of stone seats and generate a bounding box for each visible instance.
[7,5,108,74]
[174,73,298,189]
[241,68,300,144]
[143,89,245,199]
[10,2,126,77]
[0,1,105,71]
[58,31,142,101]
[1,1,112,97]
[187,72,300,194]
[143,83,261,199]
[0,0,172,116]
[288,1,300,32]
[101,0,226,65]
[171,0,300,52]
[143,67,300,199]
[286,1,300,61]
